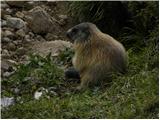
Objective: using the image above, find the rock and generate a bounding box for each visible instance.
[7,17,26,29]
[13,40,19,45]
[1,60,10,73]
[58,15,68,26]
[59,15,68,20]
[35,35,46,42]
[3,71,15,78]
[15,11,24,19]
[25,35,30,39]
[7,42,16,51]
[7,59,18,65]
[16,29,25,37]
[25,1,35,9]
[58,19,67,26]
[25,6,60,34]
[5,8,13,15]
[28,32,34,38]
[6,1,26,7]
[45,33,58,41]
[1,3,10,9]
[16,47,27,56]
[4,30,15,38]
[2,37,11,43]
[31,40,73,57]
[1,97,14,107]
[1,49,10,58]
[1,20,7,27]
[1,59,17,74]
[3,15,11,20]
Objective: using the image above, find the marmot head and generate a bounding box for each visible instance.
[66,22,96,43]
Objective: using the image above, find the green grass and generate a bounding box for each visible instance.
[1,45,159,118]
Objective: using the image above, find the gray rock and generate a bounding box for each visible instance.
[1,97,14,107]
[1,3,10,9]
[7,17,26,29]
[13,40,19,45]
[36,35,46,42]
[3,71,15,78]
[25,35,30,39]
[3,15,11,20]
[4,30,14,38]
[2,37,11,43]
[16,29,25,37]
[25,6,60,34]
[16,47,26,56]
[28,32,34,37]
[1,60,10,72]
[7,42,16,51]
[15,11,24,19]
[1,49,10,58]
[6,1,26,7]
[5,8,13,15]
[45,33,58,41]
[59,15,68,20]
[1,20,7,27]
[58,15,68,26]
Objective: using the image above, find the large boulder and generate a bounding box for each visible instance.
[25,6,60,34]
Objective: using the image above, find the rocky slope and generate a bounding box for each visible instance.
[1,1,73,78]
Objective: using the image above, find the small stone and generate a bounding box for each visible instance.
[5,8,13,15]
[58,19,66,26]
[1,3,9,9]
[1,60,10,72]
[36,35,46,42]
[7,59,18,65]
[6,1,26,7]
[3,15,11,20]
[24,39,32,43]
[16,29,25,37]
[58,15,68,26]
[1,97,14,107]
[25,35,30,39]
[16,47,26,56]
[59,15,68,20]
[7,42,16,51]
[4,30,14,38]
[3,71,14,78]
[1,20,7,27]
[15,11,24,19]
[1,49,10,58]
[7,17,26,29]
[45,33,58,41]
[2,37,11,43]
[28,32,34,37]
[13,41,19,45]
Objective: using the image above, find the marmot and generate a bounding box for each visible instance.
[66,22,127,91]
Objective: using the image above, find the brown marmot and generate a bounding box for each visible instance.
[66,22,127,91]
